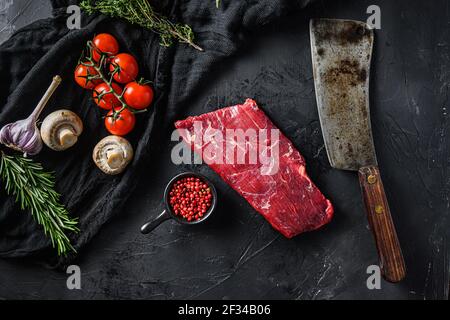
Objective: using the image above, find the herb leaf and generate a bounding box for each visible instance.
[0,152,78,256]
[80,0,203,51]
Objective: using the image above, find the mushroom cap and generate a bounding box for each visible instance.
[40,109,83,151]
[93,135,133,175]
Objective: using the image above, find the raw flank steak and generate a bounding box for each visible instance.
[175,99,334,237]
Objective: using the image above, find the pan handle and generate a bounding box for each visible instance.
[358,165,406,283]
[140,210,171,234]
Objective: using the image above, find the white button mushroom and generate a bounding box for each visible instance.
[40,110,83,151]
[93,135,133,175]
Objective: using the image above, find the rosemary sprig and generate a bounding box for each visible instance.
[0,152,78,256]
[80,0,203,51]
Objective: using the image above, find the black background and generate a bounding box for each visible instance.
[0,0,448,299]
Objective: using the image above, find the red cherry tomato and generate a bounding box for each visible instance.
[110,53,139,84]
[123,81,154,110]
[92,33,119,62]
[93,82,122,110]
[105,109,136,136]
[74,64,101,89]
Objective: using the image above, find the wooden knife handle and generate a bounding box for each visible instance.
[358,165,406,282]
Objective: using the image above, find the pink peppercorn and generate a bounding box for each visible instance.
[169,177,213,222]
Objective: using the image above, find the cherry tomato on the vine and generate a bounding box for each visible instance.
[123,81,154,110]
[105,109,136,136]
[92,33,119,62]
[74,64,101,89]
[110,53,139,84]
[93,82,122,110]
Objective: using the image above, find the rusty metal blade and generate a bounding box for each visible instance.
[310,18,377,171]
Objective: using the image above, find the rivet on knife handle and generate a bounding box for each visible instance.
[358,165,406,282]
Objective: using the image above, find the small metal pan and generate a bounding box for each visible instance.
[140,172,217,234]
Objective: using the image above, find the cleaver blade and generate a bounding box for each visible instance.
[310,18,406,283]
[310,18,376,171]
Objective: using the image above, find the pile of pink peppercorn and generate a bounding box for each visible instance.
[169,177,213,222]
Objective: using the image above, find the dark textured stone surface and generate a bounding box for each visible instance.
[0,0,448,300]
[0,0,51,44]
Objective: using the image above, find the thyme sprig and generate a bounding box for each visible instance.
[80,0,203,51]
[0,152,78,256]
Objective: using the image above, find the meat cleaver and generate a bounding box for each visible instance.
[310,19,406,282]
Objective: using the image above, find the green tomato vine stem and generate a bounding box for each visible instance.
[83,41,147,121]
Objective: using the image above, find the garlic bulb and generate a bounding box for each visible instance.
[0,118,43,156]
[0,76,62,156]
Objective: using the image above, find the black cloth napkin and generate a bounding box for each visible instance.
[0,0,312,267]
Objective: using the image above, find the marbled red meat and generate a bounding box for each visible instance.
[174,99,333,237]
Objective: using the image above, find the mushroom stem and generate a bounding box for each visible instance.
[93,135,133,175]
[58,126,77,148]
[106,148,124,170]
[40,110,83,151]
